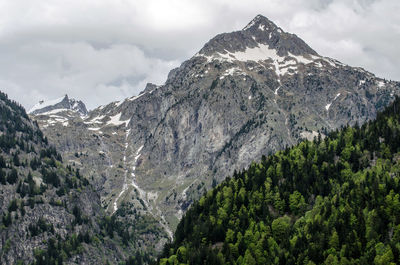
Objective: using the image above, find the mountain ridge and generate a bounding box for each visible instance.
[29,14,400,253]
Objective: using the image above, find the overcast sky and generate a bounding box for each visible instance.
[0,0,399,110]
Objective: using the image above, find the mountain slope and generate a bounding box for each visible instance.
[160,97,400,264]
[0,91,157,264]
[30,14,400,247]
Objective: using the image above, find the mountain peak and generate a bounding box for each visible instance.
[29,94,88,116]
[242,14,279,33]
[197,14,317,61]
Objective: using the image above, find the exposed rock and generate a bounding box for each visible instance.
[30,15,400,252]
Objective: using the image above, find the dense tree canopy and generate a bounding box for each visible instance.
[159,97,400,264]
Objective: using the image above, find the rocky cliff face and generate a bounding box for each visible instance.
[31,15,400,249]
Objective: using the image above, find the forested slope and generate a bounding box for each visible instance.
[160,97,400,265]
[0,91,155,264]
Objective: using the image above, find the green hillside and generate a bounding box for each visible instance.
[159,98,400,265]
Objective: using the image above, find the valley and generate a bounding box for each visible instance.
[1,14,399,264]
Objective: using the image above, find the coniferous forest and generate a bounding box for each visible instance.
[159,98,400,265]
[0,91,155,264]
[2,91,400,264]
[2,91,400,265]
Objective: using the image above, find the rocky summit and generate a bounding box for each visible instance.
[30,15,400,251]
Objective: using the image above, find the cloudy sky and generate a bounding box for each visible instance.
[0,0,399,110]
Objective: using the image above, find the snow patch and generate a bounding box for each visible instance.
[288,52,313,65]
[314,62,323,68]
[37,108,69,115]
[322,58,337,67]
[377,80,385,88]
[115,100,124,107]
[128,91,147,102]
[106,113,129,127]
[137,145,144,154]
[228,44,282,62]
[310,55,343,67]
[325,93,341,111]
[29,96,66,114]
[219,67,245,79]
[199,44,320,78]
[113,127,131,213]
[199,45,316,78]
[84,115,105,125]
[273,60,282,76]
[325,103,332,111]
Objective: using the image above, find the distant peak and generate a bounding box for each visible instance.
[29,94,88,116]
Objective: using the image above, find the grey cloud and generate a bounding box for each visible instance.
[0,0,398,110]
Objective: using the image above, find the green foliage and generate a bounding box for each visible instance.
[7,168,18,184]
[0,168,6,184]
[271,216,290,240]
[8,198,19,212]
[160,97,400,264]
[0,90,119,264]
[0,91,44,152]
[3,239,11,253]
[124,251,155,265]
[32,233,86,265]
[2,212,12,227]
[29,217,55,237]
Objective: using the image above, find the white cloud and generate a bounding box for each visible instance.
[0,0,399,110]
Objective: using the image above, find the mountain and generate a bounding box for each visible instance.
[29,94,88,116]
[0,91,158,264]
[30,14,400,251]
[159,97,400,264]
